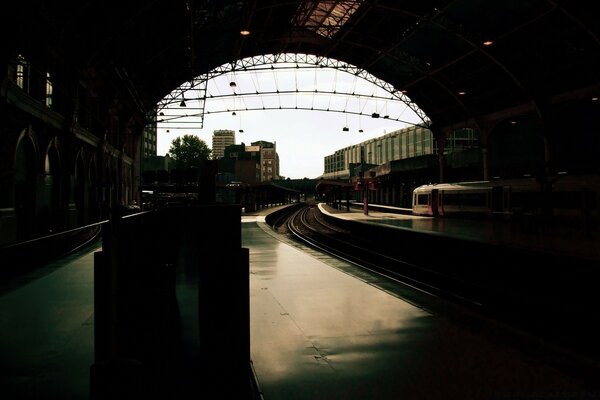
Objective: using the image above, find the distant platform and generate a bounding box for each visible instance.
[318,202,600,261]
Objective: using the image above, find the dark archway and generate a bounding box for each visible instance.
[43,144,61,233]
[14,132,37,240]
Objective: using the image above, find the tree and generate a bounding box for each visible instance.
[167,134,212,170]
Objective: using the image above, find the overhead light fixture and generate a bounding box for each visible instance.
[371,112,380,118]
[239,129,244,133]
[458,91,466,96]
[166,129,170,133]
[483,40,493,46]
[359,129,364,133]
[159,112,164,116]
[240,29,250,36]
[230,81,237,88]
[592,96,599,101]
[342,127,349,132]
[232,111,237,116]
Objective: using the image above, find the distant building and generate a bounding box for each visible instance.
[143,154,172,172]
[220,143,261,184]
[323,126,439,179]
[219,140,280,184]
[252,140,280,181]
[212,129,236,159]
[322,126,482,207]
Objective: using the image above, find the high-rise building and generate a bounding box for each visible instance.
[212,129,236,159]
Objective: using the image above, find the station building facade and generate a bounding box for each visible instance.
[321,126,482,207]
[1,53,140,245]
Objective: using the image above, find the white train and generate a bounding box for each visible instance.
[412,174,600,223]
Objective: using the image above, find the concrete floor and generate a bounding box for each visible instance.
[0,242,99,400]
[245,213,592,400]
[1,207,597,399]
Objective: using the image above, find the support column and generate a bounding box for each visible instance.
[482,147,489,181]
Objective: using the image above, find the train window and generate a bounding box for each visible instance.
[443,192,487,206]
[417,194,429,205]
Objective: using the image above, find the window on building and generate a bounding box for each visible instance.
[45,72,53,108]
[444,128,480,154]
[16,54,29,91]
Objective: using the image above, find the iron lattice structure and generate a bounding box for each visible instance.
[156,53,431,129]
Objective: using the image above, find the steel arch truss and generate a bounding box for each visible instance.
[156,53,430,129]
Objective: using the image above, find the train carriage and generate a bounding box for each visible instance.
[412,174,600,226]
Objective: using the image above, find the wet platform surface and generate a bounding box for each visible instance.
[318,203,600,261]
[2,205,598,399]
[244,210,594,399]
[0,241,99,399]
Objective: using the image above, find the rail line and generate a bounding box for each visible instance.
[270,203,600,385]
[281,204,486,310]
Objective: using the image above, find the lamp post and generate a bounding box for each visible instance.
[363,181,368,215]
[354,176,368,215]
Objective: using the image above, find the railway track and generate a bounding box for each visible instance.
[279,203,487,311]
[270,203,600,385]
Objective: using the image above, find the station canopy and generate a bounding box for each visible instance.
[9,0,599,129]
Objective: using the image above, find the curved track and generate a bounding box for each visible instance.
[271,203,600,379]
[280,204,486,310]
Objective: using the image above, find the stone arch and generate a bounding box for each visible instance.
[14,127,39,240]
[43,138,62,233]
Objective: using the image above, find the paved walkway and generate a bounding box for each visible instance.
[0,241,100,399]
[319,203,600,261]
[244,211,590,400]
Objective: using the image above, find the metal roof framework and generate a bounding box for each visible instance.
[6,0,600,134]
[156,53,431,129]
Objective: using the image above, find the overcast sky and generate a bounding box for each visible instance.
[156,61,426,179]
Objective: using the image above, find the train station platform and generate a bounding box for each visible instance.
[243,206,596,399]
[317,202,600,262]
[0,240,100,399]
[2,204,598,399]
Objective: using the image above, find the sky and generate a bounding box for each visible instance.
[156,59,426,179]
